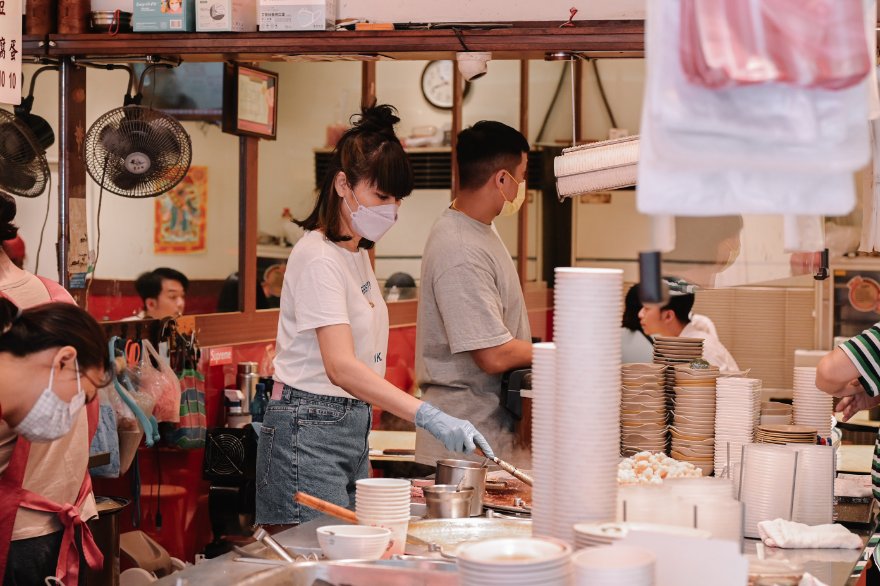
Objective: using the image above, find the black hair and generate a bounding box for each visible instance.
[298,104,414,250]
[134,267,189,305]
[385,272,416,289]
[662,293,695,324]
[622,284,651,343]
[0,298,109,376]
[0,193,18,241]
[457,121,530,191]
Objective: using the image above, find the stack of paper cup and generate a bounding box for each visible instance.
[793,366,833,440]
[790,444,834,526]
[355,478,411,554]
[531,342,556,539]
[739,444,797,539]
[572,545,656,586]
[553,267,623,540]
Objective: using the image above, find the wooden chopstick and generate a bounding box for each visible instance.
[294,491,358,524]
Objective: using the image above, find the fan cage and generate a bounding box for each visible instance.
[0,109,51,198]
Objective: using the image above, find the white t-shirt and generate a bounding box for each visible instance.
[680,318,740,373]
[273,230,388,399]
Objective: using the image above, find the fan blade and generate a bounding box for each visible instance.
[0,123,35,164]
[19,113,54,150]
[109,168,146,193]
[99,125,132,158]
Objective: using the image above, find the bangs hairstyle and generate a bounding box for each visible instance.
[297,104,414,249]
[457,121,530,191]
[0,298,111,385]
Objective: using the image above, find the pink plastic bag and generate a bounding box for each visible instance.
[680,0,870,90]
[139,339,182,423]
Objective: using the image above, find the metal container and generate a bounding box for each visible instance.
[423,485,474,519]
[237,362,259,415]
[435,459,487,517]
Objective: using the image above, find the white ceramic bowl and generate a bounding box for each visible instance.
[316,525,392,560]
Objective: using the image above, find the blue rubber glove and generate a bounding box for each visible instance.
[415,402,495,458]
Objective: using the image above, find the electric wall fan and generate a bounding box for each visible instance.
[0,66,58,198]
[83,65,193,198]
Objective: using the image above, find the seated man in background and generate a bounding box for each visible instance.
[638,278,739,372]
[133,267,188,319]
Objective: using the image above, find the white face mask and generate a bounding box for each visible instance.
[498,171,526,217]
[14,360,86,443]
[344,188,398,243]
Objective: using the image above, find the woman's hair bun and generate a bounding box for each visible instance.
[352,104,400,137]
[0,193,17,242]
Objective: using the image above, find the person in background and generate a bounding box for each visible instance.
[383,271,417,302]
[216,265,284,313]
[816,327,880,501]
[415,120,532,469]
[621,284,654,364]
[638,278,739,372]
[256,105,493,529]
[1,236,24,270]
[133,267,188,319]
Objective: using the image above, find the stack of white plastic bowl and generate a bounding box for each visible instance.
[664,477,743,542]
[355,478,411,554]
[790,444,835,526]
[553,267,623,540]
[457,537,573,586]
[531,342,557,539]
[714,378,761,477]
[792,366,833,440]
[739,444,797,538]
[571,545,656,586]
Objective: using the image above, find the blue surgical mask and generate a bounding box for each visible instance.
[14,360,85,443]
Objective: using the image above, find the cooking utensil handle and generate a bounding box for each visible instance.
[294,491,358,523]
[492,457,534,487]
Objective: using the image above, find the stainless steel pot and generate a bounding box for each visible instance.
[423,485,474,519]
[435,459,487,517]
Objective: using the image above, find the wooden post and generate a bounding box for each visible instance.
[517,60,530,288]
[58,57,87,302]
[574,58,584,144]
[451,64,463,200]
[239,136,259,313]
[361,61,376,108]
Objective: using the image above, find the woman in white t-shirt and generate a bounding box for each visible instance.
[256,105,494,528]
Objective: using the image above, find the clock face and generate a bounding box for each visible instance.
[421,60,470,110]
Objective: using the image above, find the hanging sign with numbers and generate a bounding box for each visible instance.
[0,0,21,105]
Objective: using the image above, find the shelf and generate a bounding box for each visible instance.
[25,21,645,61]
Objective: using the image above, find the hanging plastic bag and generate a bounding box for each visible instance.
[138,340,182,423]
[89,387,121,478]
[173,368,207,449]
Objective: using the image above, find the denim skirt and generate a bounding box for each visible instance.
[255,385,371,525]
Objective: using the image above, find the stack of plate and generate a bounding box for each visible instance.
[714,378,762,476]
[457,537,573,586]
[793,367,833,439]
[755,424,816,445]
[531,342,557,539]
[573,521,710,549]
[740,444,797,538]
[761,401,793,426]
[553,268,624,539]
[571,545,655,586]
[790,445,834,526]
[653,337,704,418]
[669,365,719,475]
[621,363,667,456]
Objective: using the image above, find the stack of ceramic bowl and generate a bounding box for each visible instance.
[714,378,762,477]
[755,424,817,445]
[531,342,557,539]
[621,363,667,456]
[355,478,411,555]
[653,337,704,412]
[571,545,656,586]
[553,268,623,539]
[669,365,719,474]
[739,444,797,538]
[790,445,834,526]
[793,367,833,440]
[761,401,793,425]
[457,537,573,586]
[573,521,710,549]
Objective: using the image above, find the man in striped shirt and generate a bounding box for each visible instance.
[816,324,880,499]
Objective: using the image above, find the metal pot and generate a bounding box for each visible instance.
[435,459,487,517]
[423,485,474,519]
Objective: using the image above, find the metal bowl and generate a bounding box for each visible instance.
[423,485,474,519]
[89,11,132,33]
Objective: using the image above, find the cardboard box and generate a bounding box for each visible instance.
[258,0,336,31]
[197,0,257,31]
[134,0,196,32]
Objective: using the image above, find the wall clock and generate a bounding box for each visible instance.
[420,60,471,109]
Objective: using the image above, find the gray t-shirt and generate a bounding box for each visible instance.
[415,209,532,467]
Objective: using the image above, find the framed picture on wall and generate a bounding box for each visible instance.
[222,63,279,140]
[135,63,224,121]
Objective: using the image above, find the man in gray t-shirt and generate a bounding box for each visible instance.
[415,121,533,468]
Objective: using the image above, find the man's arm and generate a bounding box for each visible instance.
[815,347,869,397]
[470,339,533,375]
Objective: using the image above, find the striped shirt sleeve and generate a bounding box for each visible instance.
[840,323,880,397]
